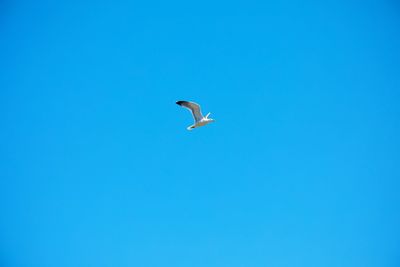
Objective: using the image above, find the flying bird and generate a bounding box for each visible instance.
[176,100,215,130]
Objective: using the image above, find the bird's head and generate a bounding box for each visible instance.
[205,112,215,122]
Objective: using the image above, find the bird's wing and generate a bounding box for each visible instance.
[176,101,204,122]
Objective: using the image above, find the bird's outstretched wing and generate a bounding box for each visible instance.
[176,100,204,122]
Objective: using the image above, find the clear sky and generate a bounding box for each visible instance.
[1,1,400,266]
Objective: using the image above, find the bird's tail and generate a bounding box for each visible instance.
[205,112,211,119]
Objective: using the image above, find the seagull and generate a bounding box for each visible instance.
[176,100,215,130]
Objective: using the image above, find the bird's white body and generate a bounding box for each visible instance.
[187,116,214,130]
[176,101,215,130]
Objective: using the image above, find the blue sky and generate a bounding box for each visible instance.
[1,1,400,266]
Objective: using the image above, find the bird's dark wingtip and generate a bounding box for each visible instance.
[176,101,185,106]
